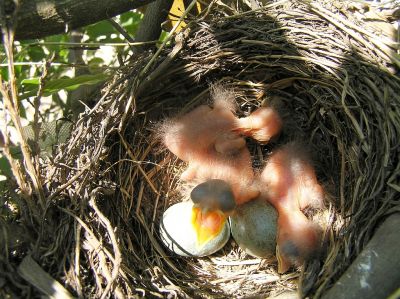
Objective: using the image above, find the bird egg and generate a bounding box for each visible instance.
[160,201,230,257]
[230,198,278,258]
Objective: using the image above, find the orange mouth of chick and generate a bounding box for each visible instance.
[191,207,226,248]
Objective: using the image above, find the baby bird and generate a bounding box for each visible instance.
[234,106,282,143]
[190,179,237,246]
[159,86,285,256]
[160,85,260,205]
[260,143,324,273]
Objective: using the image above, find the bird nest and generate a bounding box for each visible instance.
[3,0,399,298]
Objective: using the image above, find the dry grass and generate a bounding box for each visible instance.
[1,0,399,298]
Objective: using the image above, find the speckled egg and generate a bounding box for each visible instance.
[230,198,278,258]
[160,201,230,257]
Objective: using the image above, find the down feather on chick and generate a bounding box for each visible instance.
[159,85,260,205]
[159,85,284,248]
[260,142,324,273]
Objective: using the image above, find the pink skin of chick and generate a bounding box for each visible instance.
[260,143,324,273]
[161,86,259,205]
[234,105,283,144]
[161,85,284,205]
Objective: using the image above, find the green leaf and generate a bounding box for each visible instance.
[0,145,22,178]
[0,156,12,178]
[19,102,27,118]
[0,68,8,81]
[58,48,70,62]
[45,34,69,53]
[21,78,40,85]
[20,73,109,100]
[85,21,116,41]
[159,30,169,43]
[27,46,46,61]
[88,57,105,73]
[120,11,143,35]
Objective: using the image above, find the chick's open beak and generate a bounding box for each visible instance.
[191,206,227,247]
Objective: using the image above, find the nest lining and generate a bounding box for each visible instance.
[2,1,399,298]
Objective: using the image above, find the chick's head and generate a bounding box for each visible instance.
[276,210,322,273]
[190,179,236,246]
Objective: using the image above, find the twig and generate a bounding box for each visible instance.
[18,255,74,298]
[29,41,159,47]
[137,0,198,81]
[60,207,131,293]
[134,32,184,98]
[89,188,123,299]
[73,221,83,298]
[136,211,188,277]
[340,71,366,145]
[0,110,30,196]
[0,61,118,68]
[118,133,159,194]
[108,18,136,51]
[310,2,399,49]
[309,2,400,68]
[151,186,162,234]
[0,1,46,208]
[119,3,187,130]
[47,164,91,201]
[224,0,291,19]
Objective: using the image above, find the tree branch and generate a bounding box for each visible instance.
[1,0,156,40]
[134,0,174,53]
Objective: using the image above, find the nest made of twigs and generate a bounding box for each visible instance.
[3,0,399,298]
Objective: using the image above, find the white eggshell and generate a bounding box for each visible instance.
[160,201,230,257]
[230,198,278,258]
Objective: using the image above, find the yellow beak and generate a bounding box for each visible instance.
[191,207,226,248]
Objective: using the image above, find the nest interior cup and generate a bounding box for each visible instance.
[34,1,400,299]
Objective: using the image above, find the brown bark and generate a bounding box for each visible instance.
[133,0,174,53]
[1,0,155,40]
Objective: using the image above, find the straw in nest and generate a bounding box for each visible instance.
[2,1,399,298]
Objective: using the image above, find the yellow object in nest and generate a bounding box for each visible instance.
[168,0,203,31]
